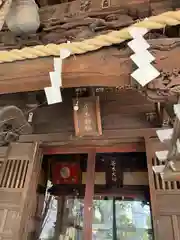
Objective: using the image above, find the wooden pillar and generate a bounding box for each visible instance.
[54,197,65,240]
[112,197,117,240]
[83,150,96,240]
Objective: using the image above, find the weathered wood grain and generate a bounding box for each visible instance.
[0,38,180,100]
[1,0,180,50]
[0,47,132,93]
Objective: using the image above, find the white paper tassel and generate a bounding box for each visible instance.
[155,150,169,162]
[128,27,160,86]
[60,48,71,59]
[130,51,155,68]
[45,48,71,105]
[131,65,160,87]
[174,104,180,121]
[49,71,61,88]
[156,128,173,143]
[44,86,62,105]
[176,139,180,153]
[152,165,165,174]
[127,38,150,53]
[128,27,148,38]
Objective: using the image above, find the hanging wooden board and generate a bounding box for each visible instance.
[73,96,102,137]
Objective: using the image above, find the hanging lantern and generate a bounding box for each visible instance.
[5,0,40,35]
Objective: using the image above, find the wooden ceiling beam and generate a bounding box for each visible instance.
[0,38,180,97]
[0,47,131,94]
[18,128,158,144]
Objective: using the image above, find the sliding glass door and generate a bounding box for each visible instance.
[64,197,153,240]
[92,199,152,240]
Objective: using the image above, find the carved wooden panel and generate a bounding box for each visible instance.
[0,143,41,240]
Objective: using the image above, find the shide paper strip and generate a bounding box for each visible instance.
[44,47,71,105]
[128,27,160,86]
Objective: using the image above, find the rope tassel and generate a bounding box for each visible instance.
[1,10,180,63]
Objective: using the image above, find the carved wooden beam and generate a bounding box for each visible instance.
[0,38,180,102]
[1,0,180,51]
[39,0,179,22]
[0,47,132,93]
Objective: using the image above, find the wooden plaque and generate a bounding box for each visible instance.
[73,96,102,137]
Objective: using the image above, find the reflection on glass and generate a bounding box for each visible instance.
[40,197,153,240]
[115,200,152,240]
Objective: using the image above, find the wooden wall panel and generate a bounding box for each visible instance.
[156,194,180,214]
[156,215,180,240]
[146,137,180,240]
[31,90,155,134]
[0,143,42,240]
[0,89,155,134]
[0,147,8,171]
[156,215,175,240]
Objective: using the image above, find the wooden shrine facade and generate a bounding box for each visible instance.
[1,133,180,239]
[0,87,178,239]
[1,38,180,103]
[1,0,180,239]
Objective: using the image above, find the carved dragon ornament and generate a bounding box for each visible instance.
[138,39,180,102]
[141,69,180,102]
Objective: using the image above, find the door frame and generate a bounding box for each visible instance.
[42,141,145,240]
[42,141,145,155]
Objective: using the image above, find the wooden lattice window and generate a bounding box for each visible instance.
[0,159,29,188]
[0,143,41,240]
[152,155,180,190]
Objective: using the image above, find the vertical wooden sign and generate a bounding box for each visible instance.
[106,156,122,188]
[73,96,102,137]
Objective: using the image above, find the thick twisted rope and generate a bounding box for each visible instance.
[1,10,180,63]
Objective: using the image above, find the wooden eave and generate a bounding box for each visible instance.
[0,38,180,94]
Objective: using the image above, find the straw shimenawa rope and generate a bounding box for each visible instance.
[1,10,180,63]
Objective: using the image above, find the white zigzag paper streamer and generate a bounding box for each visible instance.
[174,104,180,121]
[130,51,155,68]
[154,103,180,175]
[155,150,169,162]
[156,128,173,143]
[44,47,71,105]
[128,27,160,87]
